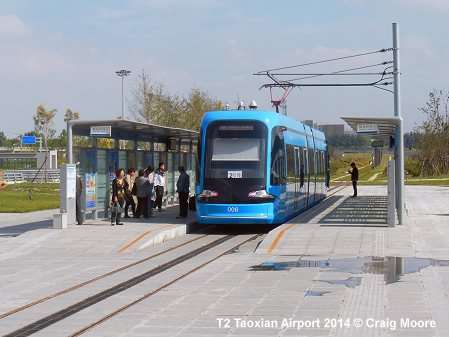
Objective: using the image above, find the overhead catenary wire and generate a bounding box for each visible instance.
[260,71,394,89]
[255,47,395,107]
[283,61,393,82]
[255,48,394,74]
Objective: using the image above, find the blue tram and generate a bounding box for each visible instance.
[195,110,329,225]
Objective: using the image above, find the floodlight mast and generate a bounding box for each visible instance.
[116,69,131,119]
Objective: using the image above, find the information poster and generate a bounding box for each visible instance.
[66,165,77,198]
[85,173,97,209]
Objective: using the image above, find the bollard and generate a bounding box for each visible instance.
[53,213,68,229]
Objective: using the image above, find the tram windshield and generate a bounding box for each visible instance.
[205,121,267,179]
[203,121,267,203]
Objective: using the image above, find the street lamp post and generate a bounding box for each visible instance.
[116,69,131,119]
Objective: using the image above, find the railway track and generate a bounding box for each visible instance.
[0,233,209,320]
[1,232,263,337]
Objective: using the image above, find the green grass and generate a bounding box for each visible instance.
[331,153,375,180]
[358,179,449,186]
[404,179,449,186]
[0,183,60,213]
[330,153,449,186]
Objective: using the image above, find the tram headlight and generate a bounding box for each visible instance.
[198,190,219,200]
[248,190,275,201]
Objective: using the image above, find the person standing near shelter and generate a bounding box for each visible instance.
[146,166,155,216]
[349,162,359,197]
[111,169,127,226]
[76,175,83,225]
[176,166,190,218]
[135,169,151,218]
[154,162,166,212]
[124,168,136,218]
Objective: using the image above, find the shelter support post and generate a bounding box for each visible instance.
[67,122,73,164]
[387,159,396,228]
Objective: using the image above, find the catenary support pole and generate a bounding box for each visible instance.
[393,22,404,225]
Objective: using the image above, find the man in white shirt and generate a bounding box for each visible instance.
[153,162,166,211]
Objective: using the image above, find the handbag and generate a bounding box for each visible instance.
[131,183,137,196]
[111,201,124,213]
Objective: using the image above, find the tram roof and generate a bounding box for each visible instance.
[69,119,198,142]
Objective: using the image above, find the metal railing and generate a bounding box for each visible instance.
[3,170,60,183]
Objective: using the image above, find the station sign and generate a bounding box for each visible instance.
[90,126,111,137]
[22,136,37,144]
[357,123,379,135]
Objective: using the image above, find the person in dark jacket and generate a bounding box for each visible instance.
[135,169,152,218]
[111,168,127,226]
[76,175,83,225]
[146,166,154,216]
[349,162,359,197]
[176,166,190,218]
[124,168,136,218]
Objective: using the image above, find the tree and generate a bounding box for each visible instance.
[0,132,7,147]
[129,70,165,124]
[128,70,224,130]
[414,89,449,175]
[33,104,57,150]
[64,108,80,122]
[180,88,224,130]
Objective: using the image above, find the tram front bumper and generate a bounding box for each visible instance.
[196,203,274,224]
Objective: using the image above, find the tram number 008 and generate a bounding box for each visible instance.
[227,207,239,213]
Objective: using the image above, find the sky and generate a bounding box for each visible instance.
[1,0,449,137]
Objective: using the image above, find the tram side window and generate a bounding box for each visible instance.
[271,127,286,186]
[321,151,325,175]
[309,148,315,178]
[286,144,295,183]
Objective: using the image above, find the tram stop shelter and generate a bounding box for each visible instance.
[341,116,404,226]
[66,119,198,219]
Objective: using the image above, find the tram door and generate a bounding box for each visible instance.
[309,148,316,203]
[303,148,309,205]
[294,147,301,212]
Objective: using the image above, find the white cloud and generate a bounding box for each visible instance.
[0,15,30,38]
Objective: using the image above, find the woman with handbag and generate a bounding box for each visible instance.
[111,168,128,226]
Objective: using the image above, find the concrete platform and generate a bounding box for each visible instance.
[1,185,449,337]
[0,205,199,252]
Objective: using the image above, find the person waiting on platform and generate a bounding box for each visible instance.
[348,162,359,197]
[153,162,166,212]
[146,166,155,216]
[76,175,83,225]
[135,169,152,218]
[124,168,136,218]
[176,166,190,219]
[111,169,128,226]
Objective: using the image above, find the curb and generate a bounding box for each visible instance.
[136,221,202,251]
